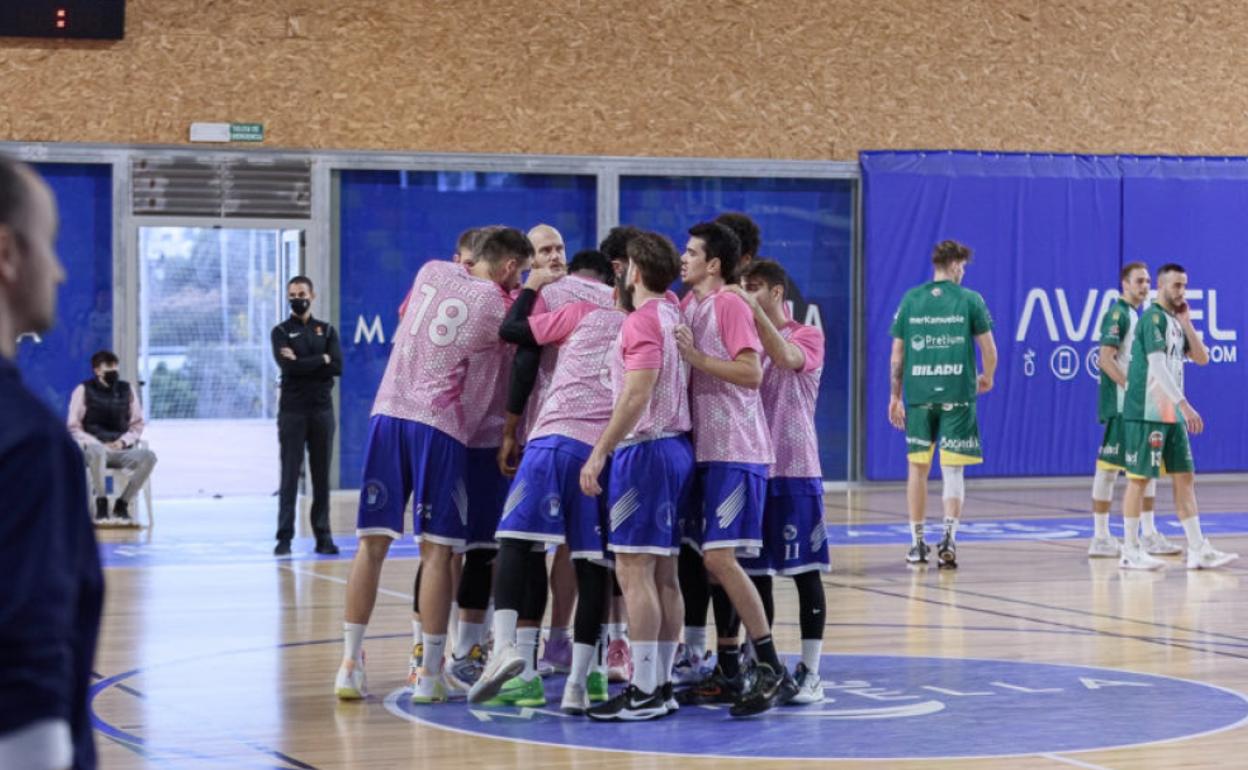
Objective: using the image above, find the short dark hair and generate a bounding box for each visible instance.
[627,231,681,293]
[476,227,534,265]
[288,275,314,291]
[931,239,972,269]
[456,227,481,253]
[688,221,743,283]
[714,212,760,259]
[568,249,615,285]
[0,155,34,238]
[599,225,644,265]
[1120,261,1148,282]
[91,350,119,370]
[1157,262,1186,279]
[739,258,788,292]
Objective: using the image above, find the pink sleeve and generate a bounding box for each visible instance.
[532,293,549,316]
[621,308,663,371]
[530,301,594,346]
[120,387,145,447]
[398,287,412,319]
[715,293,762,359]
[789,324,825,373]
[66,385,94,445]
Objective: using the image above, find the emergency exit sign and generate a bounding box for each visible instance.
[189,122,265,143]
[229,123,265,142]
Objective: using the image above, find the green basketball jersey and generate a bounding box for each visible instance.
[1097,298,1139,423]
[890,280,993,405]
[1124,303,1189,424]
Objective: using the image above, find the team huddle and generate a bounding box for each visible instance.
[335,215,829,721]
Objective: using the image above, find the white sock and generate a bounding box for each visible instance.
[1180,516,1204,548]
[344,622,366,663]
[548,626,570,644]
[491,609,519,656]
[454,622,484,658]
[632,641,659,693]
[684,626,708,655]
[658,641,679,685]
[570,643,594,686]
[1093,512,1110,539]
[447,602,459,648]
[1123,517,1140,549]
[942,516,958,540]
[517,627,540,680]
[911,521,925,545]
[801,639,822,672]
[1141,510,1158,536]
[411,619,422,649]
[607,622,627,643]
[423,634,447,674]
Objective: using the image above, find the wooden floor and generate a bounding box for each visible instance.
[92,479,1248,769]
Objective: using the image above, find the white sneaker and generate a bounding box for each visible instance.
[1088,536,1121,558]
[560,680,589,715]
[1187,541,1239,570]
[1141,532,1183,556]
[1119,546,1166,571]
[789,662,824,705]
[410,670,449,703]
[467,643,525,704]
[335,657,367,700]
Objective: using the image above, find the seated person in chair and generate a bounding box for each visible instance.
[67,350,157,522]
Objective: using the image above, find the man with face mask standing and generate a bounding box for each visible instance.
[67,350,157,524]
[272,276,343,556]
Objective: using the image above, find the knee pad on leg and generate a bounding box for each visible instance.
[1144,478,1157,499]
[1092,467,1119,503]
[456,549,494,611]
[941,465,965,502]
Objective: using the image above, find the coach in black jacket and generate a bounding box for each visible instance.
[271,276,342,556]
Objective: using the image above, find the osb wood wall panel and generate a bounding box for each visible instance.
[2,0,1248,160]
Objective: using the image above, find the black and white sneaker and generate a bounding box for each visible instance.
[729,662,782,717]
[776,670,800,705]
[936,535,957,569]
[907,541,929,564]
[586,684,667,722]
[662,682,678,715]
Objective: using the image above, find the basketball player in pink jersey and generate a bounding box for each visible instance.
[732,259,829,705]
[470,251,621,712]
[334,227,533,703]
[675,221,784,717]
[578,232,694,721]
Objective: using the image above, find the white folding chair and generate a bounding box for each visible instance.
[82,440,155,528]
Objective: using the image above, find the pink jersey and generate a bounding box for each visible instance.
[681,289,774,464]
[526,301,627,446]
[372,260,511,445]
[466,344,513,448]
[762,321,825,478]
[608,297,691,441]
[521,276,616,441]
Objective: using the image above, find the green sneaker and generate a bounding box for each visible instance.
[587,671,608,703]
[484,675,546,707]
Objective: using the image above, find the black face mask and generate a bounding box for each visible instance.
[102,370,119,386]
[290,298,310,316]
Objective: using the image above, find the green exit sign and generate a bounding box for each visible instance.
[230,123,264,142]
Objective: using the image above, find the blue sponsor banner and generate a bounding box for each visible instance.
[619,176,854,480]
[1120,157,1248,472]
[16,162,113,413]
[862,152,1121,479]
[337,170,596,485]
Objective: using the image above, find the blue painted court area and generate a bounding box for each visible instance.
[388,654,1248,760]
[97,511,1248,568]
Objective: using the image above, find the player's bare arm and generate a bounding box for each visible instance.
[975,331,997,394]
[889,337,906,429]
[674,324,763,389]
